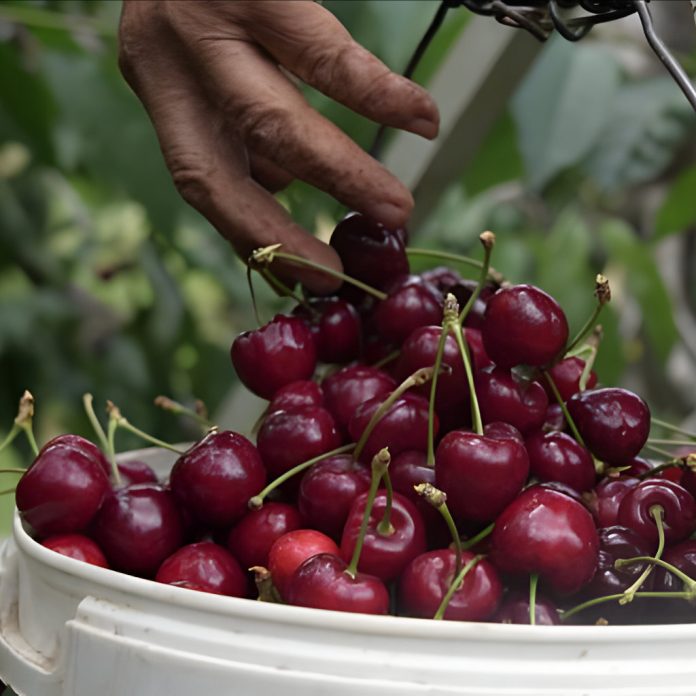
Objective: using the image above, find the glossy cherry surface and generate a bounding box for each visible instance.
[231,315,316,399]
[420,266,462,292]
[39,434,110,475]
[156,541,247,597]
[494,590,560,625]
[482,284,569,368]
[398,549,502,621]
[586,476,640,528]
[490,486,599,595]
[116,459,158,487]
[41,533,109,568]
[566,388,650,464]
[268,380,324,414]
[543,357,597,401]
[651,540,696,592]
[169,430,266,528]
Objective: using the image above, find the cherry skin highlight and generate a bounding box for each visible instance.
[41,533,109,568]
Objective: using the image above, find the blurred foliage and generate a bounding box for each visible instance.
[1,0,696,539]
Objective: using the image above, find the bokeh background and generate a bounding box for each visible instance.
[1,0,696,536]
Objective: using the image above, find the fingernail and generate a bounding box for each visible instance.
[369,201,411,230]
[407,116,439,139]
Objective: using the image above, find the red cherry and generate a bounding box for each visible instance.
[42,534,109,568]
[420,266,463,292]
[286,552,389,615]
[116,459,158,487]
[170,430,266,528]
[227,502,303,569]
[156,541,247,597]
[494,590,560,625]
[449,279,496,330]
[586,476,640,527]
[231,315,317,399]
[652,540,696,592]
[482,285,569,368]
[464,327,494,370]
[268,380,324,413]
[543,357,597,401]
[91,483,184,577]
[268,529,339,600]
[566,388,650,465]
[398,549,502,621]
[295,298,362,364]
[39,434,110,474]
[490,486,599,595]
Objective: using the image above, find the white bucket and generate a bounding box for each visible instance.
[2,447,696,696]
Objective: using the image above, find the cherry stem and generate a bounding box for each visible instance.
[652,417,696,441]
[248,443,355,509]
[414,482,462,572]
[0,425,21,455]
[529,573,539,626]
[0,468,26,474]
[541,371,587,449]
[644,442,680,459]
[461,522,495,551]
[14,390,38,457]
[0,487,17,496]
[353,366,434,462]
[371,350,400,370]
[82,393,110,453]
[106,401,187,455]
[251,245,387,301]
[458,231,495,325]
[405,247,506,286]
[451,317,483,436]
[154,395,212,430]
[433,554,483,620]
[376,470,395,536]
[346,448,391,579]
[638,457,689,480]
[250,566,283,603]
[561,590,694,622]
[647,439,696,447]
[246,265,263,327]
[105,416,122,486]
[564,274,611,356]
[260,268,316,315]
[620,504,665,605]
[614,555,696,592]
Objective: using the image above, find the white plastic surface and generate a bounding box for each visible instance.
[3,447,696,696]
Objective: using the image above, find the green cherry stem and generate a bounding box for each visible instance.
[564,274,611,356]
[14,390,39,457]
[345,448,391,579]
[651,418,696,441]
[433,554,484,620]
[461,522,495,551]
[644,443,681,459]
[106,401,187,455]
[154,395,213,430]
[376,470,395,536]
[637,457,688,480]
[415,483,462,572]
[251,244,387,301]
[458,231,495,325]
[105,414,122,486]
[0,487,17,496]
[353,366,434,462]
[405,247,506,286]
[647,439,696,447]
[541,371,587,449]
[561,591,694,622]
[260,268,316,315]
[529,573,539,626]
[246,265,263,327]
[450,316,483,436]
[248,444,356,509]
[620,505,665,605]
[82,393,110,453]
[0,468,26,474]
[0,425,21,456]
[614,555,696,592]
[371,350,401,370]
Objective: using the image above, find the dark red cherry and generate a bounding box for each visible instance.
[476,367,548,435]
[420,266,462,292]
[231,315,317,399]
[435,424,529,522]
[491,486,599,595]
[257,406,341,480]
[543,357,597,401]
[525,430,596,493]
[398,549,502,621]
[494,590,560,625]
[268,380,323,413]
[449,279,496,330]
[116,459,158,487]
[227,502,303,569]
[91,483,184,577]
[329,213,409,292]
[39,434,110,475]
[286,552,389,615]
[322,365,396,434]
[372,275,443,345]
[297,454,371,540]
[156,541,247,597]
[464,327,494,370]
[348,392,436,466]
[585,476,640,527]
[170,430,266,528]
[268,529,339,600]
[16,442,110,537]
[652,540,696,592]
[41,534,109,568]
[482,284,569,368]
[543,403,566,432]
[340,490,427,582]
[617,479,696,546]
[566,388,650,464]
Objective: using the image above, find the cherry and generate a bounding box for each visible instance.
[257,406,341,480]
[651,540,696,592]
[231,315,316,399]
[585,476,640,527]
[475,367,548,435]
[542,357,597,402]
[268,529,339,600]
[297,454,371,540]
[16,441,110,537]
[340,490,427,582]
[42,533,109,568]
[449,279,495,330]
[482,284,569,368]
[268,380,324,414]
[525,430,596,493]
[91,483,184,577]
[170,430,266,528]
[435,424,529,522]
[566,388,650,464]
[464,327,493,370]
[617,479,696,546]
[420,266,463,292]
[156,541,247,597]
[490,486,599,595]
[39,434,110,474]
[543,403,566,432]
[398,549,502,621]
[286,552,389,615]
[116,459,158,487]
[321,365,396,434]
[494,590,560,625]
[227,502,303,569]
[372,275,443,345]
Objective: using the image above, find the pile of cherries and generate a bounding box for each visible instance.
[12,214,696,626]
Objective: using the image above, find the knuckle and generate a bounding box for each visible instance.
[228,100,294,154]
[167,152,215,207]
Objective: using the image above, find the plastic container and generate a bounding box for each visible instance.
[2,447,696,696]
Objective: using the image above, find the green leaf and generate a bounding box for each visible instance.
[654,164,696,239]
[512,39,620,190]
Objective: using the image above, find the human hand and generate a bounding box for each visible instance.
[118,0,439,293]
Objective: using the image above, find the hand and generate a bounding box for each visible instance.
[118,0,439,293]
